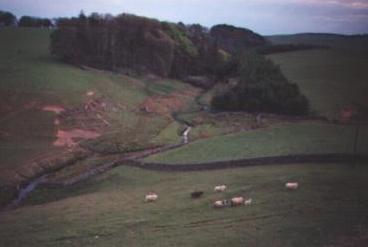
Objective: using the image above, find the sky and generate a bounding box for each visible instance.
[0,0,368,35]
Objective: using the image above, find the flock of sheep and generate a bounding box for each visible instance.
[212,185,252,208]
[145,182,299,208]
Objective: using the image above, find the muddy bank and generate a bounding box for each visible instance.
[42,105,65,114]
[54,129,101,147]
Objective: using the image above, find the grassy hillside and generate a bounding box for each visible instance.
[0,28,99,105]
[268,49,368,119]
[146,123,368,164]
[1,163,368,246]
[0,28,195,179]
[0,28,94,170]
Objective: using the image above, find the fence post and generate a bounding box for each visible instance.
[352,124,360,168]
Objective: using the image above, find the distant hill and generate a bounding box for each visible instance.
[267,33,368,52]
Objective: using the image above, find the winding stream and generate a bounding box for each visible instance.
[5,175,47,210]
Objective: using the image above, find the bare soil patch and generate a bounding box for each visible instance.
[42,105,65,114]
[140,89,199,117]
[86,91,95,97]
[54,129,101,147]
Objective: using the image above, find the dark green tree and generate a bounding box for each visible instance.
[0,10,17,26]
[19,16,53,27]
[211,51,309,115]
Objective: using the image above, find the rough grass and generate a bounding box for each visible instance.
[146,123,368,164]
[1,163,368,246]
[143,78,190,96]
[0,110,58,170]
[268,49,368,120]
[151,121,183,145]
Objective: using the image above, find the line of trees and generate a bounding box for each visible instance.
[51,13,177,76]
[50,12,265,79]
[0,10,53,28]
[50,11,309,116]
[18,16,53,28]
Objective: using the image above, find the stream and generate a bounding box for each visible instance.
[182,126,191,144]
[3,88,208,210]
[5,175,47,210]
[3,126,193,210]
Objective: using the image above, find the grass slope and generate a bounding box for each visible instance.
[268,49,368,119]
[146,123,368,164]
[1,163,368,246]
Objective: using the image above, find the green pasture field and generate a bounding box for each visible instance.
[268,49,368,119]
[1,163,368,247]
[146,123,368,164]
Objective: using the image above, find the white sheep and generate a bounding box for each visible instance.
[285,182,299,190]
[214,185,226,192]
[213,200,231,208]
[244,198,252,206]
[231,196,245,206]
[213,200,225,208]
[145,192,158,202]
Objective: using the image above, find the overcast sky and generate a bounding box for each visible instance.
[0,0,367,35]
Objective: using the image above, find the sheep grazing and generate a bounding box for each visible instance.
[244,198,252,206]
[214,185,226,192]
[213,199,231,208]
[145,192,158,202]
[285,182,299,190]
[191,191,204,199]
[231,196,245,206]
[213,200,225,208]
